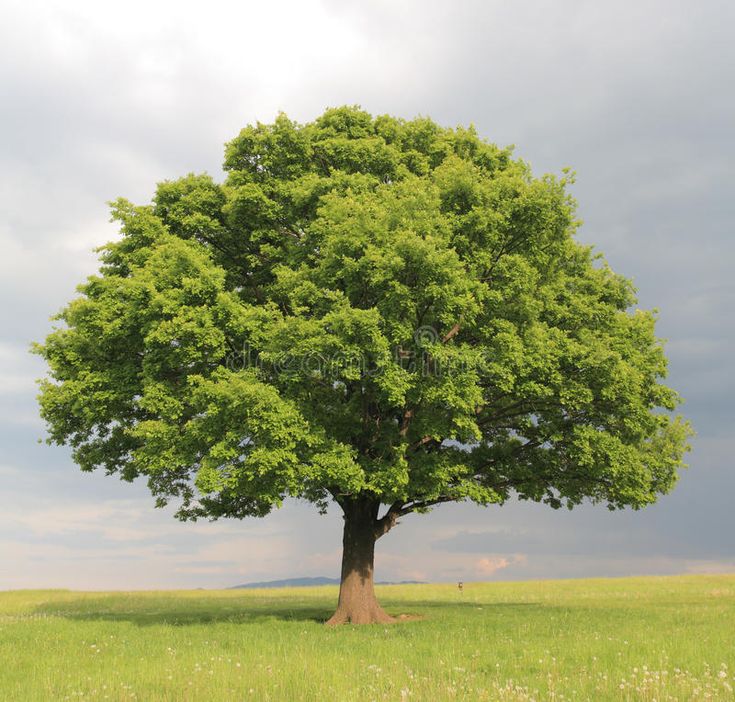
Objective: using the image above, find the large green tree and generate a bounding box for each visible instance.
[36,107,691,624]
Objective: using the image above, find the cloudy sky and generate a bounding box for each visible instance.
[1,0,733,589]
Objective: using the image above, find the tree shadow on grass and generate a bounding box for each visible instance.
[33,594,544,628]
[33,596,333,626]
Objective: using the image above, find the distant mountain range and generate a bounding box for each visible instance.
[230,576,425,589]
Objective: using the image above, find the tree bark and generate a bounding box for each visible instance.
[326,498,397,625]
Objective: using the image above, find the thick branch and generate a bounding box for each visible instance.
[442,322,461,343]
[398,409,414,437]
[373,501,404,538]
[409,435,440,451]
[393,495,458,516]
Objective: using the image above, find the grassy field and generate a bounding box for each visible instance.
[1,575,733,701]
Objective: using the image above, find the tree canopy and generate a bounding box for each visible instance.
[36,106,692,623]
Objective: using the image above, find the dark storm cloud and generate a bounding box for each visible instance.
[1,0,732,586]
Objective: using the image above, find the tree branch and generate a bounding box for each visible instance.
[442,322,461,343]
[374,501,404,538]
[398,409,414,437]
[409,435,440,451]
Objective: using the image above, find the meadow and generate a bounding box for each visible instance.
[1,574,733,701]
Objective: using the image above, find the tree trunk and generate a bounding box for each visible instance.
[326,498,397,625]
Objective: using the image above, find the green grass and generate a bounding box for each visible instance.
[1,575,733,701]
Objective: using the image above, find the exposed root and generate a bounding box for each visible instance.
[325,604,398,626]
